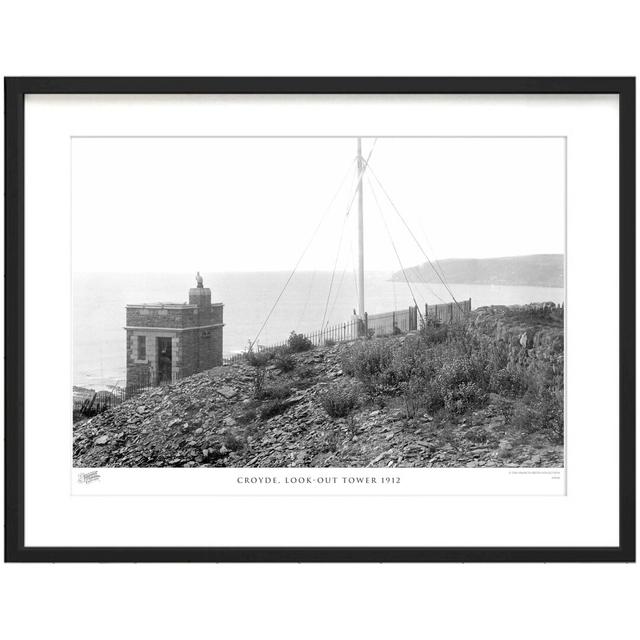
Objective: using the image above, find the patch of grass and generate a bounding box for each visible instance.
[511,389,563,442]
[464,425,490,444]
[259,398,289,420]
[223,431,243,452]
[273,349,296,373]
[297,365,316,380]
[259,382,292,401]
[320,386,358,418]
[493,395,515,423]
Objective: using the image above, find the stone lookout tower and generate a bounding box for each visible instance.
[125,273,223,387]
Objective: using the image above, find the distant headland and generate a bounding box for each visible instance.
[392,254,564,288]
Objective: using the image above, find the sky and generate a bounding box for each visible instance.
[72,136,565,274]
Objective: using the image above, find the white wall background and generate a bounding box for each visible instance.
[1,2,638,639]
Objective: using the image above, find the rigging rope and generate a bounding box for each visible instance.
[412,271,447,304]
[320,212,349,327]
[249,159,357,349]
[411,210,453,299]
[367,176,424,325]
[349,234,359,312]
[367,165,464,313]
[325,262,349,327]
[297,268,317,326]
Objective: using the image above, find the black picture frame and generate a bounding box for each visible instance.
[4,77,635,563]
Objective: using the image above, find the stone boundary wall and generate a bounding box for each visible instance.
[469,303,564,367]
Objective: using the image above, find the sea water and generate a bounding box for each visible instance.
[73,271,564,389]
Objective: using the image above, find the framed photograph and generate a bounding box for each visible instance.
[5,77,635,562]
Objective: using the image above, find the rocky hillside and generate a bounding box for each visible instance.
[74,306,564,469]
[470,303,563,351]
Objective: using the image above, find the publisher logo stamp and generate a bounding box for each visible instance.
[77,470,101,484]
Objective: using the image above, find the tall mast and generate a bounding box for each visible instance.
[357,137,365,320]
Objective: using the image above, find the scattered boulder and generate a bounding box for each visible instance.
[216,386,237,400]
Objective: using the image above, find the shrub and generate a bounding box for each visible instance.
[385,339,436,417]
[523,353,564,397]
[420,323,450,345]
[398,378,430,418]
[340,340,395,393]
[260,398,289,420]
[324,338,336,347]
[389,335,435,384]
[437,355,489,392]
[490,367,526,396]
[333,312,564,430]
[245,347,273,368]
[511,389,563,441]
[443,381,487,415]
[259,383,292,401]
[423,380,446,414]
[420,315,442,330]
[223,431,243,451]
[287,331,313,353]
[320,387,358,418]
[245,347,272,398]
[419,316,452,343]
[297,365,316,379]
[274,350,296,373]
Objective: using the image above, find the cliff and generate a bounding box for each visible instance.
[391,254,564,287]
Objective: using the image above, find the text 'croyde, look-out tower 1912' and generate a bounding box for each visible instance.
[125,273,224,387]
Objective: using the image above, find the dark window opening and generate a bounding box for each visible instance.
[137,335,146,360]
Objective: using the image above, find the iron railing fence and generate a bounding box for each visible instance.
[223,299,472,365]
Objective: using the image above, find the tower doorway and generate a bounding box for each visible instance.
[157,337,172,384]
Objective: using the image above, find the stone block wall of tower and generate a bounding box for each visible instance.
[125,285,224,388]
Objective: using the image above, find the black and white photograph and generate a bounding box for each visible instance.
[72,135,565,471]
[6,76,632,567]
